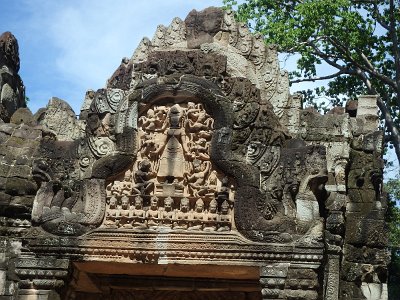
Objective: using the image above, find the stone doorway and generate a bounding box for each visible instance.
[67,262,262,300]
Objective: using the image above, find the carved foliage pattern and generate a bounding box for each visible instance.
[221,77,287,156]
[134,50,227,80]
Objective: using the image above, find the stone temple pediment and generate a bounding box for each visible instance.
[0,7,389,300]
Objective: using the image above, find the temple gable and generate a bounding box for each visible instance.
[0,7,388,300]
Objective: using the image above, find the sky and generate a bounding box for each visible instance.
[0,0,220,114]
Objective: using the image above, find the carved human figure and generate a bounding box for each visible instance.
[186,161,211,197]
[188,199,205,231]
[185,102,213,133]
[106,183,113,197]
[174,197,190,230]
[207,170,218,187]
[140,132,158,159]
[110,179,123,196]
[204,199,218,232]
[189,138,210,161]
[121,170,133,195]
[133,159,156,195]
[119,195,132,228]
[154,106,168,127]
[139,107,168,132]
[217,200,231,232]
[168,52,194,74]
[217,176,230,204]
[132,195,146,228]
[139,108,158,131]
[104,195,118,227]
[152,104,190,183]
[146,196,160,229]
[161,196,175,227]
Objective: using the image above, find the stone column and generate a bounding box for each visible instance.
[0,238,21,299]
[260,264,320,300]
[13,257,69,300]
[323,192,347,300]
[259,264,288,300]
[324,252,340,300]
[340,96,389,300]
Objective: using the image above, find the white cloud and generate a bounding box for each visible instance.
[18,0,219,112]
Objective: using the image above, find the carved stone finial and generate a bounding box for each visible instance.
[0,31,26,122]
[0,31,20,72]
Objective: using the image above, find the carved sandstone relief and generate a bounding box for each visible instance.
[104,102,235,232]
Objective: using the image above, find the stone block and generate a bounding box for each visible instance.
[326,211,345,234]
[351,131,383,153]
[346,202,377,214]
[0,123,17,136]
[260,264,289,278]
[345,218,388,247]
[357,95,378,116]
[0,191,11,205]
[340,281,369,300]
[282,289,318,300]
[361,282,387,300]
[15,155,31,165]
[0,270,5,295]
[9,195,35,208]
[0,163,11,177]
[17,289,61,300]
[6,145,35,158]
[298,111,351,141]
[6,136,28,148]
[325,192,347,211]
[10,107,34,126]
[0,176,6,187]
[341,261,386,283]
[344,244,390,265]
[287,268,318,280]
[7,164,32,179]
[296,198,319,222]
[5,178,37,196]
[347,189,376,203]
[346,203,386,220]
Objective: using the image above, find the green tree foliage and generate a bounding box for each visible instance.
[223,0,400,163]
[385,179,400,299]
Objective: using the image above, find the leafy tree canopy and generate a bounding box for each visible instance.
[223,0,400,163]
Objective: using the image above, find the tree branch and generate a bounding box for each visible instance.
[290,70,345,84]
[389,0,400,109]
[327,36,397,89]
[372,2,391,30]
[308,41,357,75]
[357,57,397,89]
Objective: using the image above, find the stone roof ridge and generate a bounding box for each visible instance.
[110,7,293,131]
[126,7,286,89]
